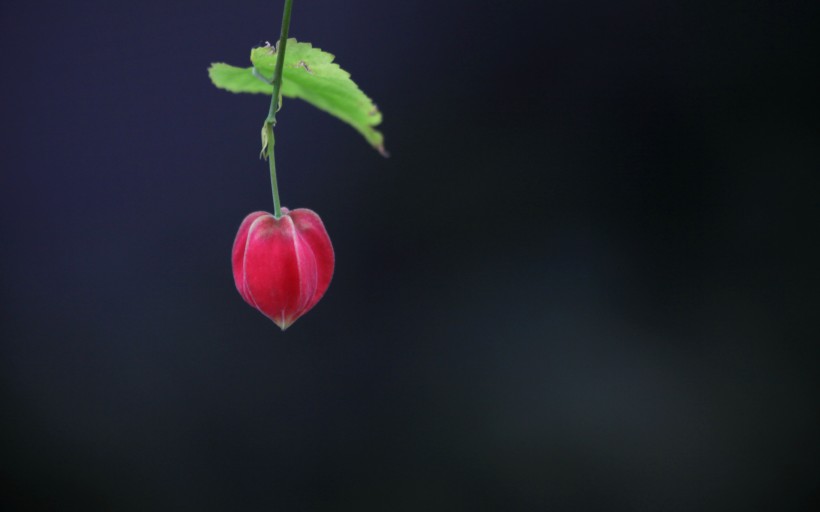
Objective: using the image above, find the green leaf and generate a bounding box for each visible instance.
[209,39,386,156]
[208,63,272,95]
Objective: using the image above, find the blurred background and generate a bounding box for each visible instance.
[1,1,818,510]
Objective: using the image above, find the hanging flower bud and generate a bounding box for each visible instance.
[232,208,334,330]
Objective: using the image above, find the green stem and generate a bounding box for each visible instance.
[266,124,281,217]
[265,0,294,218]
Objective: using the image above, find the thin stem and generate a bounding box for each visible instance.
[265,0,294,218]
[266,124,282,217]
[267,0,293,125]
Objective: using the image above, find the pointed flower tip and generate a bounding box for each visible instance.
[232,208,335,330]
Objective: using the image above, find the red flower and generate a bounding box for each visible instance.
[232,208,334,329]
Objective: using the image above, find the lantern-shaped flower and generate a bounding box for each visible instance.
[232,208,334,329]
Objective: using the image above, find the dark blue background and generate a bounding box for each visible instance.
[2,1,818,510]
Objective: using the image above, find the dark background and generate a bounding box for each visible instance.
[1,1,818,510]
